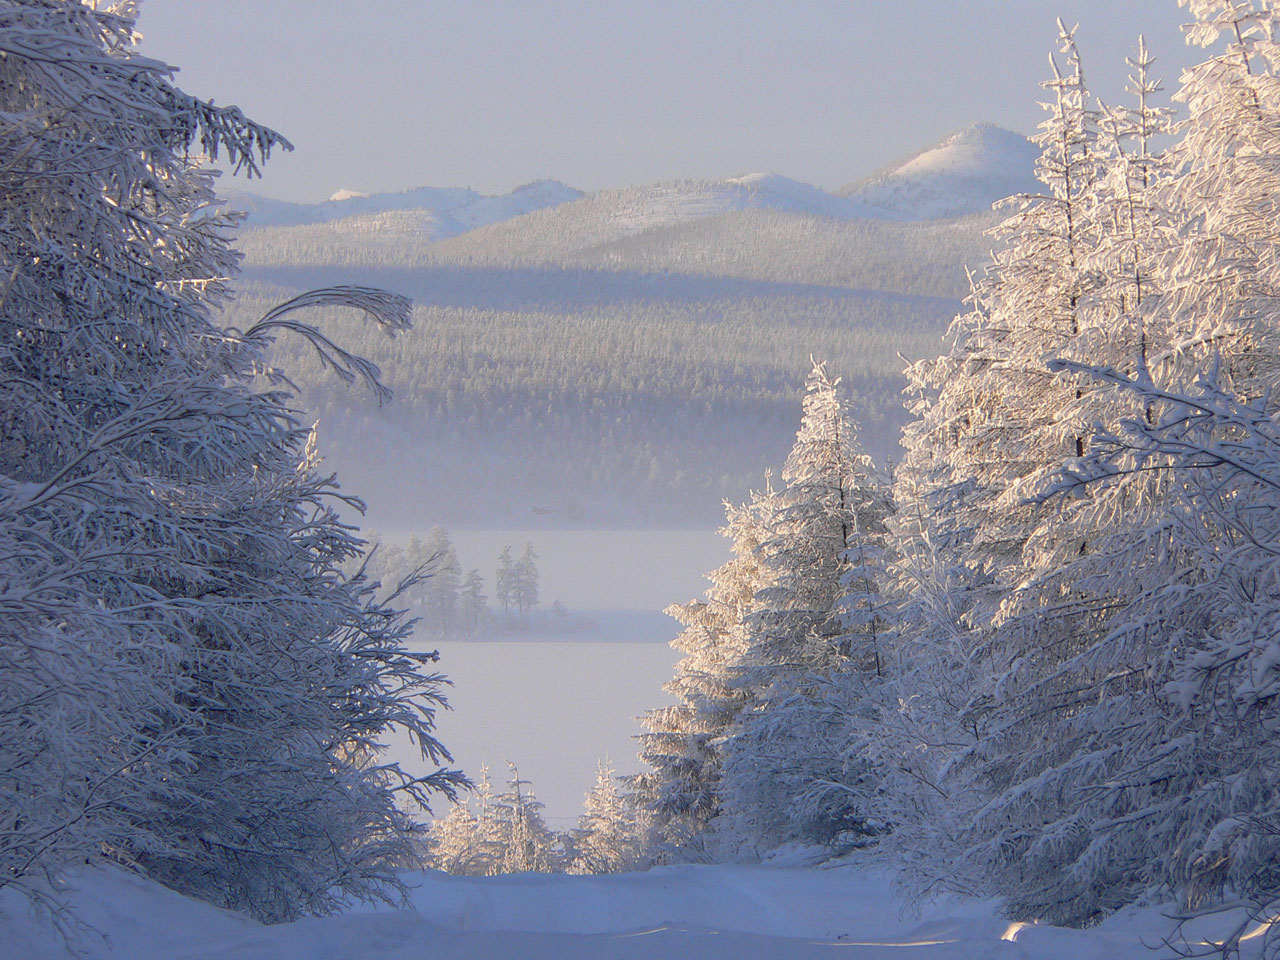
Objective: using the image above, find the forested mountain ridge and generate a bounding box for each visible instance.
[224,178,582,232]
[224,126,1032,527]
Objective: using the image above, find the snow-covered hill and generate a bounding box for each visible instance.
[4,863,1254,960]
[230,122,1033,254]
[841,122,1039,219]
[422,174,894,263]
[222,123,1027,528]
[232,122,1032,264]
[224,179,582,235]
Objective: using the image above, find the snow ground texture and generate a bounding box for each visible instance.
[2,863,1261,960]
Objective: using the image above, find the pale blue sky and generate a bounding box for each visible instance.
[138,1,1197,201]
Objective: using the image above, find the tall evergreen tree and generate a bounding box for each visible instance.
[421,526,462,637]
[718,362,892,853]
[514,542,539,618]
[568,760,643,874]
[637,362,891,859]
[494,764,561,874]
[886,3,1280,925]
[0,0,461,920]
[877,22,1157,909]
[495,546,515,619]
[956,1,1280,923]
[461,568,489,637]
[423,800,482,876]
[634,498,763,857]
[1036,361,1280,918]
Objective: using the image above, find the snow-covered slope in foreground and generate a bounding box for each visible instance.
[3,863,1265,960]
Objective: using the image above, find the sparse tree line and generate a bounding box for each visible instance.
[617,3,1280,940]
[423,761,644,876]
[364,529,559,637]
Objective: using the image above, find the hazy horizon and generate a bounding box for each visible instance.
[137,1,1197,203]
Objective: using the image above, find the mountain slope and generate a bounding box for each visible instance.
[224,179,581,235]
[422,175,893,264]
[841,122,1039,219]
[223,124,1023,527]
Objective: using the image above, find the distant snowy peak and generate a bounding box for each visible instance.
[227,179,582,234]
[510,179,582,205]
[841,122,1040,220]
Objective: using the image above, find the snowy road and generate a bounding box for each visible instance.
[2,862,1228,960]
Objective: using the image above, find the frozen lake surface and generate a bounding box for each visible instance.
[391,637,682,827]
[374,528,727,825]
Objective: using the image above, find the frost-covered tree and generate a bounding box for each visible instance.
[422,801,481,875]
[873,13,1151,882]
[717,362,892,854]
[634,496,763,857]
[871,21,1173,910]
[567,760,643,874]
[1031,360,1280,918]
[419,526,461,637]
[1094,35,1174,333]
[637,362,892,859]
[423,766,507,876]
[493,764,562,874]
[423,764,566,876]
[0,0,461,921]
[949,3,1280,923]
[884,2,1280,926]
[514,542,539,618]
[495,545,514,618]
[1155,1,1280,399]
[461,568,489,637]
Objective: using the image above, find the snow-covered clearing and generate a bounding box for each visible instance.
[2,863,1252,960]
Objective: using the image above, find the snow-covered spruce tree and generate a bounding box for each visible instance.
[460,568,489,637]
[494,764,562,874]
[420,525,462,637]
[1155,0,1280,398]
[422,799,481,875]
[423,766,504,876]
[567,759,643,874]
[514,542,539,619]
[495,545,515,618]
[424,764,567,876]
[0,0,461,920]
[1034,361,1280,921]
[876,23,1178,911]
[716,361,892,855]
[887,4,1280,925]
[882,16,1104,729]
[950,2,1280,924]
[634,496,764,858]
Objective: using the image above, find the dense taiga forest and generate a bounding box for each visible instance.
[223,152,1019,526]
